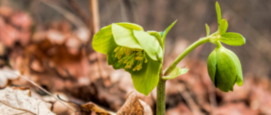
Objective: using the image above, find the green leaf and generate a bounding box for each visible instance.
[92,23,143,54]
[116,23,144,31]
[161,20,177,44]
[162,67,188,80]
[219,19,228,34]
[207,50,217,86]
[216,2,222,25]
[133,30,163,61]
[219,32,246,46]
[148,31,161,40]
[148,31,163,48]
[112,24,143,49]
[92,25,117,54]
[128,56,162,95]
[205,24,210,36]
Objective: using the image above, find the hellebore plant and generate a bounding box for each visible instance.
[92,2,245,115]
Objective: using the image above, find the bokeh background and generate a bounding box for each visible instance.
[0,0,271,115]
[4,0,271,76]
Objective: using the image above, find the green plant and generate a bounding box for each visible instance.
[92,2,245,115]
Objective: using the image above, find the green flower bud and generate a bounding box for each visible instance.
[207,45,243,92]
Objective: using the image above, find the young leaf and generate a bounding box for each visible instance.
[117,23,144,31]
[133,30,163,61]
[148,31,163,48]
[127,56,162,95]
[92,25,118,54]
[219,19,228,34]
[161,20,177,44]
[219,32,246,46]
[216,1,222,25]
[93,23,144,54]
[112,24,143,49]
[205,24,210,36]
[148,31,161,40]
[162,67,189,80]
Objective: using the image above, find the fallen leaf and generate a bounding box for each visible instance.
[0,87,55,115]
[80,102,112,115]
[0,68,20,88]
[117,91,152,115]
[138,100,153,115]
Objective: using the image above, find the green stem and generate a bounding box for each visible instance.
[157,37,209,115]
[164,37,209,76]
[157,69,166,115]
[215,41,222,48]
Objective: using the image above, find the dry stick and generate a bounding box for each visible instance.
[90,0,100,34]
[88,0,106,79]
[6,71,76,112]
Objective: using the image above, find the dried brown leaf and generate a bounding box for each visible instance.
[0,87,55,115]
[80,102,112,115]
[117,92,152,115]
[0,68,20,88]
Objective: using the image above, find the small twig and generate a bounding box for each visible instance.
[85,0,100,50]
[87,0,106,79]
[89,0,100,34]
[6,71,76,112]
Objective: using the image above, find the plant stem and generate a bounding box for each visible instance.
[157,70,166,115]
[156,37,209,115]
[164,37,209,76]
[215,41,222,48]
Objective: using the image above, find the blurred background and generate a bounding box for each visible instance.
[0,0,270,115]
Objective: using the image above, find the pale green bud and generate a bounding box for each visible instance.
[207,46,243,92]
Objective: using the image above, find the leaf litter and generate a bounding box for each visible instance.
[0,87,55,115]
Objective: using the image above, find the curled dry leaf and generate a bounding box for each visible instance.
[0,68,20,88]
[80,102,113,115]
[0,87,55,115]
[117,91,152,115]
